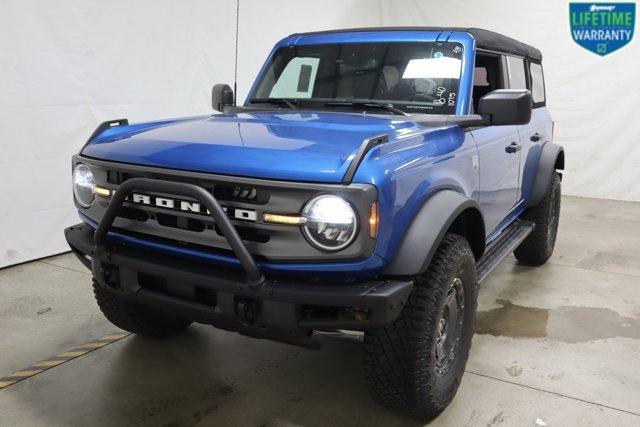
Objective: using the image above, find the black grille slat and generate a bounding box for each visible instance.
[156,213,206,233]
[214,184,269,205]
[213,224,270,243]
[117,207,148,222]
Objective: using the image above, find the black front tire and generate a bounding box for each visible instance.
[514,171,561,265]
[364,234,478,420]
[93,280,192,338]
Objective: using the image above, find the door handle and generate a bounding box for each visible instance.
[530,133,541,142]
[505,142,522,153]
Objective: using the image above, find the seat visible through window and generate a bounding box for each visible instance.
[472,54,502,113]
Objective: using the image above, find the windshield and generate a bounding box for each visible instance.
[251,42,463,114]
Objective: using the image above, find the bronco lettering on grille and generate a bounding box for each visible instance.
[126,193,257,221]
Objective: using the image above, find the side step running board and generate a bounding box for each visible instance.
[476,219,534,283]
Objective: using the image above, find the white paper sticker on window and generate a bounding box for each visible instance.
[269,57,320,99]
[402,57,462,79]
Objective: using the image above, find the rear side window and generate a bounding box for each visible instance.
[529,62,546,106]
[506,56,527,89]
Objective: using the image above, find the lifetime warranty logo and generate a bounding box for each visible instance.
[570,3,636,56]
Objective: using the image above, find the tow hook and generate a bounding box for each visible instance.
[237,299,258,325]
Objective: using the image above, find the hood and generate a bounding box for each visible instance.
[81,111,430,183]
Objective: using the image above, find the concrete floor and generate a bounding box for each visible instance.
[0,195,639,426]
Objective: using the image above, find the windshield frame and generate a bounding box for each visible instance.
[244,31,475,115]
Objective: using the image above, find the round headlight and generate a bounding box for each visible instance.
[73,164,95,207]
[302,195,358,251]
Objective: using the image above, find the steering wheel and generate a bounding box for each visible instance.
[410,78,438,102]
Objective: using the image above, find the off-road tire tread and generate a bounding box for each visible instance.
[514,171,561,265]
[93,280,191,338]
[364,233,477,420]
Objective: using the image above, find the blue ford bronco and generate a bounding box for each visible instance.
[65,27,563,418]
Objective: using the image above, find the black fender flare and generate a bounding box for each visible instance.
[383,190,484,276]
[526,142,564,208]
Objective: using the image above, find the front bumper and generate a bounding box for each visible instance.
[66,223,413,348]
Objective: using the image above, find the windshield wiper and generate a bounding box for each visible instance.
[324,101,408,116]
[248,98,298,110]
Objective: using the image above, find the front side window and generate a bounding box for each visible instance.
[529,62,545,105]
[252,42,464,114]
[506,56,527,89]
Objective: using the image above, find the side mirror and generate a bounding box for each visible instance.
[478,89,532,125]
[212,84,234,112]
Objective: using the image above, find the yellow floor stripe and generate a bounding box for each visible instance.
[33,360,65,367]
[0,331,130,391]
[10,370,43,377]
[79,342,109,349]
[57,351,88,357]
[101,334,128,340]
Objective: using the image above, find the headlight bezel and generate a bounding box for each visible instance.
[73,163,95,208]
[301,194,359,252]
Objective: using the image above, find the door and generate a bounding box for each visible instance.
[505,55,545,204]
[471,125,522,236]
[471,53,522,237]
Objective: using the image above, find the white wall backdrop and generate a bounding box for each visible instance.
[1,0,638,268]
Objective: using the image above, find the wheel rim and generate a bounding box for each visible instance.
[435,276,465,376]
[547,184,560,248]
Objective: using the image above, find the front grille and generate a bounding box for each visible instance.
[116,206,270,243]
[78,155,377,263]
[104,170,277,252]
[107,169,268,205]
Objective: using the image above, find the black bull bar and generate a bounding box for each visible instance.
[65,178,413,348]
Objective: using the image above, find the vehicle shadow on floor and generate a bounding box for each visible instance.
[89,326,425,427]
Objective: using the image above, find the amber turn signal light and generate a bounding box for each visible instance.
[263,213,307,225]
[92,185,111,197]
[369,202,379,238]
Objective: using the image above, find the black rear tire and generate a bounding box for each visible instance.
[93,280,192,338]
[514,171,561,265]
[364,233,478,420]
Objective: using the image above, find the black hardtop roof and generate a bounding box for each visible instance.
[291,27,542,61]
